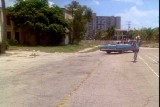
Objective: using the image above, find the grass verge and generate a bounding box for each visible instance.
[7,40,159,53]
[8,43,99,53]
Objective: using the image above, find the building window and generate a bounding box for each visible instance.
[7,15,11,25]
[7,32,11,39]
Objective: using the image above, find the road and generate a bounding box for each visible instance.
[0,48,159,107]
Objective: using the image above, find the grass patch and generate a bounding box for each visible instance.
[8,40,108,53]
[8,43,99,53]
[8,40,158,53]
[9,45,80,53]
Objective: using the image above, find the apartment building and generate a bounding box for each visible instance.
[86,13,121,39]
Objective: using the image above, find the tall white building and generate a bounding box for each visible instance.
[86,13,121,39]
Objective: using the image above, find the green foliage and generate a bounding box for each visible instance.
[65,1,93,44]
[128,27,159,43]
[7,39,19,45]
[152,27,159,42]
[8,0,70,45]
[106,26,115,40]
[94,30,106,40]
[48,24,65,33]
[94,26,115,40]
[127,30,135,39]
[5,41,10,49]
[0,41,9,51]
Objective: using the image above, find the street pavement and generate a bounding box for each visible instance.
[0,48,159,107]
[64,48,159,107]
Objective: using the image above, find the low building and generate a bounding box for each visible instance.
[114,29,127,40]
[0,8,21,44]
[0,8,73,45]
[0,8,37,45]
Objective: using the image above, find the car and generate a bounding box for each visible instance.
[99,42,135,54]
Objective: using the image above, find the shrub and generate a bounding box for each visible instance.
[0,42,1,53]
[7,39,18,45]
[6,41,10,49]
[0,41,9,53]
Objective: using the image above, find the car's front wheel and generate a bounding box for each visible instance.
[106,51,111,54]
[119,50,124,54]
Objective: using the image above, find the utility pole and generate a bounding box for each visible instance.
[126,21,131,31]
[1,0,7,54]
[126,21,131,41]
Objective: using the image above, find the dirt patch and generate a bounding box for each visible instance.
[0,50,79,76]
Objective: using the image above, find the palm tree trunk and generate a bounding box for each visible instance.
[1,0,7,54]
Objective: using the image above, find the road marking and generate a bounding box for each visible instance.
[145,55,158,64]
[149,54,159,59]
[152,55,159,59]
[139,56,159,77]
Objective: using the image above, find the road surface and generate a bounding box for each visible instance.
[0,48,159,107]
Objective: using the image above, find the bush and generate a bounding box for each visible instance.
[6,41,10,49]
[7,39,18,45]
[0,41,9,53]
[0,42,1,53]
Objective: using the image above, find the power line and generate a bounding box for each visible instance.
[126,21,131,31]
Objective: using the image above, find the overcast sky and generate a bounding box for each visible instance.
[1,0,159,30]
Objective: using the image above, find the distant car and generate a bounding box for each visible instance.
[99,43,135,54]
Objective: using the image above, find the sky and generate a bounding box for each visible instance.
[1,0,159,30]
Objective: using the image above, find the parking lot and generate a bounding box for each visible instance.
[0,47,159,107]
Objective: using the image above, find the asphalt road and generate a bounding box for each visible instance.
[0,48,159,107]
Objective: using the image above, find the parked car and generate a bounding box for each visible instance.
[99,43,135,54]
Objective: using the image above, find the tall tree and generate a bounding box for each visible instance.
[140,27,154,41]
[106,26,115,40]
[127,30,134,39]
[152,27,159,42]
[129,27,159,42]
[1,0,7,53]
[94,30,105,40]
[65,1,92,44]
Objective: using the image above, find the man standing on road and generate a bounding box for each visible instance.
[133,36,141,62]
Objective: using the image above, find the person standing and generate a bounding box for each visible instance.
[133,36,141,62]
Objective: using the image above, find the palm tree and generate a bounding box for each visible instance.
[1,0,7,54]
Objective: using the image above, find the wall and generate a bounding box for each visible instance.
[0,9,2,42]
